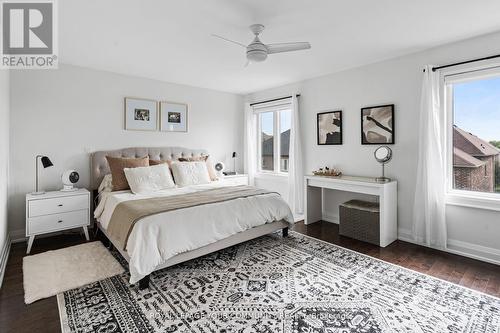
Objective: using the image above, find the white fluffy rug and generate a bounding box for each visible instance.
[23,241,124,304]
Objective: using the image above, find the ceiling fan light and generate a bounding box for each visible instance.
[247,50,267,62]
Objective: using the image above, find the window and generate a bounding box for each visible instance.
[256,103,292,174]
[446,68,500,196]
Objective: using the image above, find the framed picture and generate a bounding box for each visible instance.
[160,101,188,132]
[124,97,158,131]
[361,104,394,144]
[317,110,342,145]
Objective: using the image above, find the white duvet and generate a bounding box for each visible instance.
[95,182,294,284]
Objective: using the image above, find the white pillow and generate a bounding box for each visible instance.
[170,161,211,187]
[124,164,176,194]
[98,174,113,194]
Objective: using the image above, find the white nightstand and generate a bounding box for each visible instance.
[25,188,91,254]
[220,174,249,186]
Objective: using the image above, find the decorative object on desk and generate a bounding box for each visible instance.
[214,162,225,178]
[160,101,188,132]
[124,97,158,131]
[32,155,53,195]
[61,170,80,192]
[374,146,392,182]
[317,110,342,145]
[312,166,342,177]
[361,104,394,144]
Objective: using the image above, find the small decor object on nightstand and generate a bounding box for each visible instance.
[312,167,342,177]
[25,189,91,254]
[374,146,392,183]
[61,170,80,192]
[214,162,225,178]
[32,155,53,195]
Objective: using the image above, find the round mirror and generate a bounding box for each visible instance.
[374,146,392,164]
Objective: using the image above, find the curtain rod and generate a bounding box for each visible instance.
[423,53,500,72]
[250,94,300,107]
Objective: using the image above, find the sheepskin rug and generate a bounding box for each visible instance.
[23,241,124,304]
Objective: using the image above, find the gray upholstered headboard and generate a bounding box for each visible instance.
[90,147,208,190]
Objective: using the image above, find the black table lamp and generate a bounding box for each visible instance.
[32,155,53,195]
[232,152,237,174]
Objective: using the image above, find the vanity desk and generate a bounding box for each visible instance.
[304,175,397,247]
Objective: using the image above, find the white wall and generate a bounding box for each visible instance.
[9,64,243,237]
[0,69,10,285]
[247,31,500,264]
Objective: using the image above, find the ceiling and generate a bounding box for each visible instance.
[60,0,500,94]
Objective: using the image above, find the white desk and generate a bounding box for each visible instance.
[304,175,397,247]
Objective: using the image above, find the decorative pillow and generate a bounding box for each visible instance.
[170,161,211,187]
[98,174,113,194]
[124,164,176,194]
[149,159,170,166]
[106,156,149,191]
[178,155,218,181]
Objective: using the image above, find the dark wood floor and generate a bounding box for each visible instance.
[1,221,499,333]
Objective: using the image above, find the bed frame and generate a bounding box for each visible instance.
[90,147,289,289]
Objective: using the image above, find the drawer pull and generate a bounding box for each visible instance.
[57,220,63,223]
[58,204,63,207]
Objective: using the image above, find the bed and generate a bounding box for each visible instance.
[90,147,294,289]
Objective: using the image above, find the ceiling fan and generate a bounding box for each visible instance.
[212,24,311,65]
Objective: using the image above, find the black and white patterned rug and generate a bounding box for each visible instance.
[57,232,500,332]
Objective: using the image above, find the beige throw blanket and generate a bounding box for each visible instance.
[107,185,276,250]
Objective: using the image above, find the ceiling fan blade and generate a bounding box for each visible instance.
[211,34,247,48]
[266,42,311,54]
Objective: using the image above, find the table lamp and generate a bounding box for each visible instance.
[32,155,53,195]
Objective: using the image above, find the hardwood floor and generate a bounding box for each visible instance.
[1,221,499,333]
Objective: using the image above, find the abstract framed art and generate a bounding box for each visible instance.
[361,104,394,144]
[317,110,342,145]
[124,97,158,131]
[160,101,188,132]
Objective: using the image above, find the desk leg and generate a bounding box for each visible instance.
[305,185,322,225]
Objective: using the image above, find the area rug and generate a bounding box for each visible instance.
[23,241,125,304]
[57,232,500,332]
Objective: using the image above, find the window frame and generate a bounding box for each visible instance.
[253,100,292,176]
[443,62,500,211]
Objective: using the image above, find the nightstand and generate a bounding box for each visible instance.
[25,189,91,254]
[220,174,249,186]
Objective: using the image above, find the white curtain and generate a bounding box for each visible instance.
[244,102,257,186]
[288,95,304,216]
[412,65,447,249]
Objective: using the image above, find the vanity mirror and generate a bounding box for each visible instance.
[374,146,392,182]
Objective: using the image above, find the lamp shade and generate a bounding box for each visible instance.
[40,156,53,168]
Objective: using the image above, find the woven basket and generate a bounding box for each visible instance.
[339,200,380,245]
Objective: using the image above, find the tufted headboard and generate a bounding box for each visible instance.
[90,147,208,190]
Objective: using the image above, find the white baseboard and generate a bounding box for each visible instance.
[397,227,500,266]
[0,234,11,288]
[9,229,26,243]
[321,212,339,224]
[324,219,500,266]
